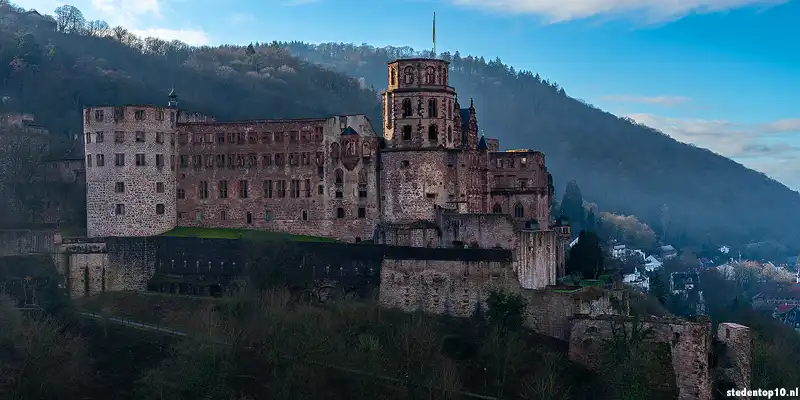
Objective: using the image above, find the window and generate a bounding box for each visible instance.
[402,125,412,141]
[85,132,92,144]
[263,180,272,198]
[219,180,228,198]
[428,98,437,117]
[199,181,209,199]
[358,186,367,198]
[156,109,164,121]
[261,132,271,143]
[179,155,188,168]
[358,207,366,218]
[263,154,272,167]
[519,179,527,190]
[390,68,396,85]
[492,203,502,213]
[115,204,125,215]
[514,203,524,218]
[114,153,125,166]
[428,125,438,141]
[246,212,252,224]
[425,66,435,84]
[336,207,345,218]
[289,180,299,198]
[403,66,414,84]
[447,126,452,142]
[86,155,93,167]
[302,210,308,221]
[135,131,145,142]
[217,133,225,144]
[114,107,125,121]
[114,131,125,143]
[318,185,324,195]
[448,100,452,119]
[264,209,271,221]
[289,153,296,166]
[248,133,257,144]
[156,204,165,215]
[134,110,145,121]
[275,153,284,166]
[248,153,257,167]
[94,131,104,143]
[170,155,175,170]
[177,189,185,199]
[335,168,344,184]
[192,155,201,168]
[94,110,104,122]
[238,180,249,198]
[195,211,202,221]
[401,160,410,168]
[305,179,311,197]
[96,154,104,166]
[156,132,164,143]
[290,131,298,143]
[335,190,343,198]
[220,210,227,220]
[317,166,324,179]
[402,99,412,117]
[276,180,286,198]
[156,182,164,193]
[227,132,235,143]
[155,154,164,167]
[135,153,146,166]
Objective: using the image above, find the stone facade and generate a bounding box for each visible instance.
[83,105,178,237]
[716,323,752,397]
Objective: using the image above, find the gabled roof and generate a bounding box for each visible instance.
[341,126,358,136]
[477,136,488,150]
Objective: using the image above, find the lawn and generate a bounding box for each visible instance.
[159,226,340,243]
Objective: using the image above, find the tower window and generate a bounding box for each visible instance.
[302,210,308,221]
[156,204,165,215]
[335,168,344,184]
[402,125,412,141]
[177,189,185,199]
[115,204,125,215]
[390,68,396,85]
[219,180,228,198]
[135,131,145,142]
[336,207,345,218]
[114,182,125,193]
[492,203,502,213]
[403,66,414,84]
[428,99,438,117]
[428,125,438,141]
[156,182,164,193]
[134,110,145,121]
[238,180,249,198]
[402,99,412,117]
[425,66,435,84]
[514,203,524,218]
[358,207,366,218]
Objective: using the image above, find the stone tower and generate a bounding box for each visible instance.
[380,58,461,223]
[83,105,178,237]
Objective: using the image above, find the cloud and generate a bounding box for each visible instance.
[628,113,800,190]
[600,94,690,107]
[16,0,210,45]
[449,0,789,23]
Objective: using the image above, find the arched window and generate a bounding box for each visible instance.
[402,125,412,141]
[514,203,524,218]
[386,93,393,128]
[428,98,438,117]
[428,125,438,141]
[358,169,368,184]
[346,140,356,156]
[402,99,412,117]
[330,142,340,159]
[447,126,452,142]
[492,203,502,213]
[425,66,435,84]
[391,69,396,85]
[335,168,344,184]
[403,66,414,84]
[448,100,452,119]
[362,142,371,157]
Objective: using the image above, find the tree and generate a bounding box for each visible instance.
[560,180,585,237]
[485,290,528,332]
[566,230,605,279]
[53,5,85,34]
[246,43,256,56]
[85,20,109,37]
[587,208,597,232]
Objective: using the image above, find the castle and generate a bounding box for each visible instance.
[82,57,572,290]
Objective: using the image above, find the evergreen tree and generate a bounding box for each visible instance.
[566,230,605,279]
[587,209,597,232]
[560,180,585,238]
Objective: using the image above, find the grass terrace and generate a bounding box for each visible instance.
[159,226,340,243]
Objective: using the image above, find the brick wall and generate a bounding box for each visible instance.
[380,149,454,223]
[569,315,713,400]
[437,212,517,249]
[716,323,751,397]
[0,229,57,256]
[83,105,178,237]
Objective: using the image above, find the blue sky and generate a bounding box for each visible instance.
[17,0,800,191]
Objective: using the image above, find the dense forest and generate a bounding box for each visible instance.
[0,1,798,252]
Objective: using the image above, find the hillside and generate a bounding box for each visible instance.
[283,42,800,252]
[1,2,798,252]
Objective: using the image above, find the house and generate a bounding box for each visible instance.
[644,255,663,272]
[623,270,649,292]
[660,245,678,260]
[719,245,730,254]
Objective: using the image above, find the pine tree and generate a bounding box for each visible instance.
[560,180,585,237]
[587,209,597,232]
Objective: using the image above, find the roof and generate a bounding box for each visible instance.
[477,136,488,150]
[776,304,796,314]
[387,57,450,65]
[341,126,358,135]
[459,108,470,140]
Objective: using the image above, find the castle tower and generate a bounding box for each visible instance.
[83,105,178,237]
[382,58,458,149]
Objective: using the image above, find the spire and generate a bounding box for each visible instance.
[168,86,178,108]
[469,97,474,109]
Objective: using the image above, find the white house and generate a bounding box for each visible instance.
[644,255,663,272]
[623,270,650,292]
[719,245,731,254]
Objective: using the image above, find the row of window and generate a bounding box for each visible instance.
[113,181,166,194]
[113,203,166,215]
[396,124,453,142]
[87,108,173,124]
[86,131,171,144]
[390,65,446,86]
[178,206,368,223]
[386,97,454,130]
[86,153,172,168]
[179,152,324,170]
[492,203,526,218]
[180,127,324,146]
[176,179,368,200]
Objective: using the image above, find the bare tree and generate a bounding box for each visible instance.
[85,20,109,37]
[53,5,85,34]
[0,126,49,226]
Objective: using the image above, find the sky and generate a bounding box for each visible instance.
[15,0,800,191]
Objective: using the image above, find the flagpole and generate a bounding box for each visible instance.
[432,12,436,57]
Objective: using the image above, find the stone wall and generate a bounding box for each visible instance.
[569,315,713,400]
[84,105,178,237]
[522,287,628,340]
[716,323,752,396]
[437,212,517,249]
[380,148,454,223]
[0,229,57,256]
[514,229,558,289]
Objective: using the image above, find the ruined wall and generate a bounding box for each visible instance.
[716,323,752,395]
[380,149,455,223]
[569,315,713,400]
[84,105,178,237]
[379,247,515,316]
[514,229,558,289]
[437,212,516,249]
[175,115,380,243]
[520,287,628,340]
[0,229,57,256]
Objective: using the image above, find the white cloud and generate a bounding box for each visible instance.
[15,0,210,45]
[628,113,800,190]
[450,0,789,23]
[600,94,690,107]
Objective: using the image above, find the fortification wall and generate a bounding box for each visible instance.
[380,149,454,223]
[0,229,57,256]
[437,212,516,249]
[514,229,558,289]
[716,323,752,396]
[569,315,713,400]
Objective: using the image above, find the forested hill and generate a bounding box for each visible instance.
[284,42,800,251]
[0,5,380,139]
